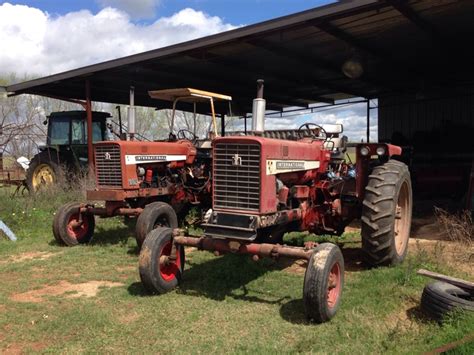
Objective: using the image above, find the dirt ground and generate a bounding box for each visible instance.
[282,215,473,276]
[10,280,124,303]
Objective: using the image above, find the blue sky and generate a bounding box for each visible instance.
[5,0,335,24]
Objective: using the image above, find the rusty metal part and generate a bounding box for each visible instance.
[258,208,302,228]
[304,241,318,250]
[69,220,83,228]
[86,186,172,201]
[79,206,143,217]
[173,236,313,260]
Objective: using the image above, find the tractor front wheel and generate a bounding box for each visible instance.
[138,227,185,294]
[303,243,344,323]
[361,160,412,266]
[53,203,95,246]
[135,202,178,248]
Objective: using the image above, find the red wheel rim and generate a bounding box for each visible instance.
[66,213,89,241]
[159,241,181,282]
[327,262,341,309]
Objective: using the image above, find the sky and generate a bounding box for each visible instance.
[0,0,377,141]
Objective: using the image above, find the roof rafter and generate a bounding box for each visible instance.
[386,0,441,40]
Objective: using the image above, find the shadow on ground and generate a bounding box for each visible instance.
[127,243,370,324]
[48,223,134,247]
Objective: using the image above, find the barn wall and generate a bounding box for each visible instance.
[378,86,474,142]
[378,86,474,201]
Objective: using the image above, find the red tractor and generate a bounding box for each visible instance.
[53,88,232,247]
[138,81,412,323]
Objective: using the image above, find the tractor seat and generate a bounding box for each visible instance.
[196,140,212,149]
[324,136,348,161]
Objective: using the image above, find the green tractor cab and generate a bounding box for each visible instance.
[26,111,111,192]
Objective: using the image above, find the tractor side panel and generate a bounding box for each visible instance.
[94,140,196,190]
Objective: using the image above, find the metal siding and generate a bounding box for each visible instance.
[378,87,474,142]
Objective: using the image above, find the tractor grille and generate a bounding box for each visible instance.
[213,142,261,211]
[95,144,122,188]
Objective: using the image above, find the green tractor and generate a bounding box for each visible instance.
[26,111,111,192]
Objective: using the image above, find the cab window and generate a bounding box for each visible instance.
[71,120,86,144]
[48,117,70,145]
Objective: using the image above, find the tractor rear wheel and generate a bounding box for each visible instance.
[135,202,178,248]
[26,151,61,192]
[138,227,185,294]
[361,160,412,267]
[303,243,344,323]
[53,203,95,246]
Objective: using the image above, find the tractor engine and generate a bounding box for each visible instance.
[203,135,356,240]
[89,140,211,210]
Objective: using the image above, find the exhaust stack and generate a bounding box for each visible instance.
[252,79,265,133]
[128,86,136,140]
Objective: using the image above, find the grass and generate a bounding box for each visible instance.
[0,187,473,353]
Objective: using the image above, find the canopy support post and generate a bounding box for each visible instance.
[85,80,93,171]
[221,114,225,137]
[366,99,370,143]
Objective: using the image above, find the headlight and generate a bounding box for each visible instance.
[376,146,386,156]
[360,146,370,156]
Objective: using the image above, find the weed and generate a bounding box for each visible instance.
[435,207,473,246]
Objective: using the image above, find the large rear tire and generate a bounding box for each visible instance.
[53,202,95,246]
[361,160,412,266]
[135,202,178,248]
[138,227,185,294]
[303,243,344,323]
[26,151,61,192]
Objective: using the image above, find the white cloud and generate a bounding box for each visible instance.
[0,3,237,77]
[97,0,160,19]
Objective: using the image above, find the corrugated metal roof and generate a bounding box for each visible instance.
[6,0,474,115]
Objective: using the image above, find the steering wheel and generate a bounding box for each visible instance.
[297,123,327,140]
[177,129,198,143]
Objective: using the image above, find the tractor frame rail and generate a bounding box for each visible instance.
[172,232,314,260]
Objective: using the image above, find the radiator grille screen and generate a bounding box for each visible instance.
[95,144,122,188]
[213,143,261,211]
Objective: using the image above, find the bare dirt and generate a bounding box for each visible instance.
[411,216,448,241]
[10,280,124,303]
[384,299,422,333]
[1,251,61,265]
[282,216,473,277]
[282,259,307,275]
[2,341,48,354]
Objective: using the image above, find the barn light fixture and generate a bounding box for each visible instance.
[342,54,364,79]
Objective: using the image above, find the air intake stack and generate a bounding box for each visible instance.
[252,79,266,134]
[128,86,136,140]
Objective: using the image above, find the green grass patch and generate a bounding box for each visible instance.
[0,188,473,353]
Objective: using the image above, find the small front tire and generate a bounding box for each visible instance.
[53,203,95,246]
[138,227,185,294]
[303,243,344,323]
[135,202,178,248]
